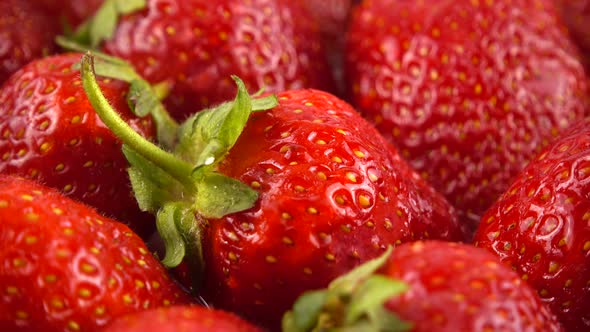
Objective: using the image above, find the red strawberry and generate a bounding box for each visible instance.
[0,0,60,85]
[474,118,590,331]
[345,0,589,234]
[0,53,157,235]
[103,306,262,332]
[284,241,563,332]
[0,175,191,332]
[556,0,590,67]
[71,0,336,120]
[34,0,103,27]
[80,53,468,330]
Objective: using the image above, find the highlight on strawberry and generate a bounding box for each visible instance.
[0,175,191,331]
[475,118,590,331]
[80,51,468,330]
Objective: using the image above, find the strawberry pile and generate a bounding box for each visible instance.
[0,1,588,332]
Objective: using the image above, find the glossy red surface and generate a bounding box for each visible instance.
[0,175,190,331]
[475,118,590,331]
[102,0,335,120]
[345,0,589,233]
[383,241,563,332]
[200,89,467,329]
[0,53,155,234]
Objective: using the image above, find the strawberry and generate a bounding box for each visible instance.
[0,0,60,85]
[556,0,590,67]
[0,174,191,332]
[473,118,590,331]
[0,52,161,235]
[345,0,589,234]
[32,0,104,27]
[102,306,262,332]
[67,0,336,121]
[80,53,467,330]
[284,241,563,332]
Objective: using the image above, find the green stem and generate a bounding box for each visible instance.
[80,53,194,184]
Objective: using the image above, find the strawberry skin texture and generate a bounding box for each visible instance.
[101,0,335,120]
[0,53,156,235]
[199,89,467,329]
[381,241,563,332]
[0,0,60,85]
[0,175,191,332]
[345,0,589,233]
[103,306,262,332]
[474,119,590,331]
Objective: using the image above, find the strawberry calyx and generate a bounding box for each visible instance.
[68,0,146,47]
[80,53,278,273]
[282,247,412,332]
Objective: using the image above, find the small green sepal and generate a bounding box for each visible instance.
[283,247,413,332]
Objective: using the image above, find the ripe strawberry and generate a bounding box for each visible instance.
[80,53,468,330]
[0,0,60,85]
[0,175,191,332]
[32,0,103,27]
[72,0,336,120]
[103,306,262,332]
[474,118,590,331]
[556,0,590,67]
[0,53,156,235]
[345,0,589,234]
[284,241,563,332]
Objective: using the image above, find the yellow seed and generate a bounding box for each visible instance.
[16,311,29,320]
[0,200,7,208]
[21,194,34,201]
[95,306,106,316]
[78,288,91,298]
[71,115,81,124]
[359,195,371,208]
[45,275,57,283]
[281,212,292,220]
[81,263,96,274]
[282,236,294,245]
[13,258,26,268]
[68,320,80,331]
[307,207,318,215]
[123,294,133,304]
[6,286,18,295]
[325,253,335,261]
[251,181,261,188]
[135,280,145,288]
[303,267,312,275]
[25,213,39,222]
[25,236,37,245]
[152,281,160,289]
[265,256,277,263]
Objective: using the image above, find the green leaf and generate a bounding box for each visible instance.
[366,305,413,332]
[89,0,118,47]
[194,172,258,219]
[123,145,183,212]
[252,94,279,112]
[156,203,190,268]
[68,0,146,48]
[189,77,252,169]
[330,247,394,292]
[283,290,328,332]
[345,275,408,325]
[115,0,146,14]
